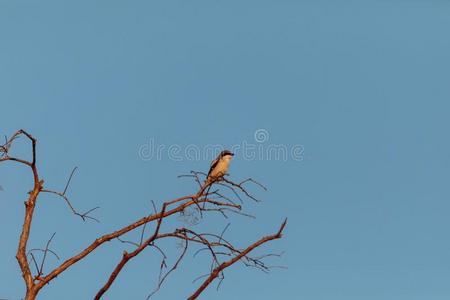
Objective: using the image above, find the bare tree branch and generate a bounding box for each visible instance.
[188,218,287,300]
[146,237,189,299]
[2,130,287,300]
[94,202,168,299]
[41,189,100,222]
[1,130,41,299]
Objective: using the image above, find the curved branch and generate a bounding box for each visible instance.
[188,219,287,300]
[94,203,168,299]
[36,195,208,290]
[3,129,286,300]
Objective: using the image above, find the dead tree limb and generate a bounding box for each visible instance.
[188,219,287,299]
[2,130,286,300]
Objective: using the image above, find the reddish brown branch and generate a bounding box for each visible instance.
[187,218,287,300]
[3,130,286,300]
[36,195,224,290]
[1,130,41,299]
[94,203,168,299]
[94,196,243,299]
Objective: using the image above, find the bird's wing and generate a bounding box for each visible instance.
[207,157,220,177]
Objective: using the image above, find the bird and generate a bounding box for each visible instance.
[206,150,234,184]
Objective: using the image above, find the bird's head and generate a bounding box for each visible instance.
[220,150,234,161]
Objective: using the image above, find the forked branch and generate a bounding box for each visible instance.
[188,218,287,299]
[2,130,286,300]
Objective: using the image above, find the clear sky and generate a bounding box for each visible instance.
[1,1,450,299]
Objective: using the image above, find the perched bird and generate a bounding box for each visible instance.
[206,150,234,183]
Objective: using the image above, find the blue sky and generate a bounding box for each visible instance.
[1,1,450,299]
